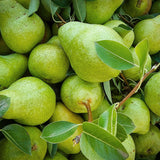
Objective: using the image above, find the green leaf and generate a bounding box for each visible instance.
[117,113,135,134]
[41,0,52,12]
[112,78,122,93]
[27,0,40,16]
[0,124,31,155]
[47,143,57,158]
[50,1,59,16]
[150,111,160,125]
[0,95,10,118]
[41,121,79,143]
[118,24,132,30]
[95,40,134,70]
[135,39,149,80]
[116,123,127,142]
[98,104,118,136]
[52,0,71,7]
[73,0,86,22]
[151,51,160,63]
[82,122,128,158]
[103,81,113,104]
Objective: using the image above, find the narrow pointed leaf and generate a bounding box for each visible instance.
[116,123,127,142]
[28,0,40,16]
[95,40,134,70]
[47,143,57,158]
[73,0,86,22]
[0,95,10,118]
[41,121,79,143]
[103,81,113,104]
[1,124,31,155]
[52,0,71,7]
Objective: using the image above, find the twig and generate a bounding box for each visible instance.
[120,72,130,88]
[55,12,66,24]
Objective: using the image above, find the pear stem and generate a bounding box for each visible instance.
[136,0,143,8]
[31,144,37,151]
[55,12,66,24]
[117,63,160,109]
[118,14,134,27]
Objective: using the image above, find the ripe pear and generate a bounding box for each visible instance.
[144,72,160,116]
[150,0,160,13]
[0,77,56,125]
[122,47,151,81]
[134,15,160,55]
[0,126,47,160]
[122,0,152,17]
[86,0,123,24]
[45,152,68,160]
[50,102,83,154]
[58,22,123,82]
[0,0,45,54]
[61,75,104,113]
[104,20,135,48]
[28,42,69,84]
[118,97,150,134]
[132,125,160,156]
[0,53,27,90]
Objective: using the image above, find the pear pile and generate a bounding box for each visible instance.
[0,0,160,160]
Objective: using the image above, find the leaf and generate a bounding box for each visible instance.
[118,24,132,30]
[95,40,135,70]
[28,0,40,16]
[112,78,122,93]
[116,123,127,142]
[150,111,160,125]
[0,95,10,118]
[135,39,149,80]
[82,122,128,159]
[103,81,113,104]
[73,0,86,22]
[117,113,135,134]
[151,51,160,63]
[41,121,79,143]
[47,143,57,158]
[98,103,118,136]
[52,0,71,8]
[0,124,31,155]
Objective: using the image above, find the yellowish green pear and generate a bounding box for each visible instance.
[47,36,61,47]
[0,53,27,90]
[61,75,104,113]
[0,77,56,125]
[0,126,47,160]
[0,0,45,54]
[86,0,124,24]
[45,152,68,160]
[50,102,83,154]
[118,97,150,134]
[58,22,123,82]
[134,15,160,55]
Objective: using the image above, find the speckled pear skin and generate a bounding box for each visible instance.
[0,0,45,54]
[61,75,104,113]
[0,77,56,125]
[0,126,47,160]
[134,15,160,55]
[86,0,124,24]
[0,53,27,90]
[58,22,123,82]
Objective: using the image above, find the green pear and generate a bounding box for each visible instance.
[104,20,135,48]
[122,47,151,81]
[0,126,47,160]
[144,72,160,116]
[150,0,160,13]
[58,22,123,82]
[0,77,56,125]
[0,53,27,90]
[86,0,124,24]
[50,102,83,154]
[134,15,160,55]
[122,0,152,17]
[15,0,30,8]
[122,135,136,160]
[28,42,69,84]
[132,125,160,156]
[0,0,45,54]
[118,97,150,134]
[61,75,104,113]
[45,152,68,160]
[47,36,61,47]
[69,152,88,160]
[52,23,59,36]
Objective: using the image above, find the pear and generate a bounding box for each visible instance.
[122,0,152,17]
[122,47,151,81]
[0,0,45,54]
[144,72,160,116]
[134,15,160,55]
[52,23,59,36]
[0,126,47,160]
[15,0,30,8]
[0,53,27,90]
[150,0,160,13]
[28,40,69,84]
[118,97,150,134]
[58,21,123,82]
[104,20,135,48]
[132,125,160,156]
[0,77,56,125]
[45,152,68,160]
[61,75,104,113]
[50,102,83,154]
[86,0,123,24]
[47,36,61,47]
